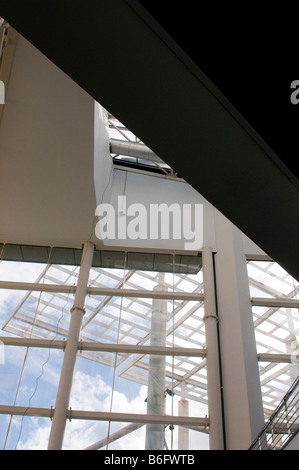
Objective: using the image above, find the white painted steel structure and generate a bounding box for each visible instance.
[47,242,95,450]
[0,22,298,451]
[1,243,298,450]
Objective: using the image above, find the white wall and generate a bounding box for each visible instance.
[95,166,267,258]
[95,168,214,252]
[0,34,97,248]
[93,102,113,206]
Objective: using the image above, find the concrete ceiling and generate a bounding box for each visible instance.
[0,1,298,281]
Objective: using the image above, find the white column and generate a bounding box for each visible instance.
[178,382,189,450]
[145,273,167,450]
[214,212,264,449]
[285,308,299,382]
[48,242,94,450]
[202,246,224,450]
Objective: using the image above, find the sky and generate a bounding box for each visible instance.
[0,259,210,451]
[0,250,299,450]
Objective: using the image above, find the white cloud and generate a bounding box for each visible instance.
[16,371,148,450]
[0,261,46,324]
[16,369,209,450]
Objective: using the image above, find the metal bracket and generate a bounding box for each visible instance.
[203,313,219,323]
[68,407,72,422]
[70,306,86,315]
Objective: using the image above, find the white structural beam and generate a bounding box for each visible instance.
[202,246,224,450]
[84,421,209,451]
[84,423,144,450]
[0,336,206,357]
[48,242,94,450]
[0,405,209,427]
[251,298,299,308]
[214,213,265,450]
[110,138,163,163]
[0,280,204,301]
[9,290,279,306]
[257,353,295,363]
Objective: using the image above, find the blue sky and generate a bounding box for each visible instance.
[0,260,209,450]
[1,257,298,449]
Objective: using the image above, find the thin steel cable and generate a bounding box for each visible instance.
[2,248,55,449]
[106,252,128,450]
[14,291,72,449]
[3,248,53,449]
[3,346,29,449]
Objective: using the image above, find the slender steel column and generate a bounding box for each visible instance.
[202,246,224,450]
[145,273,167,450]
[48,242,94,450]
